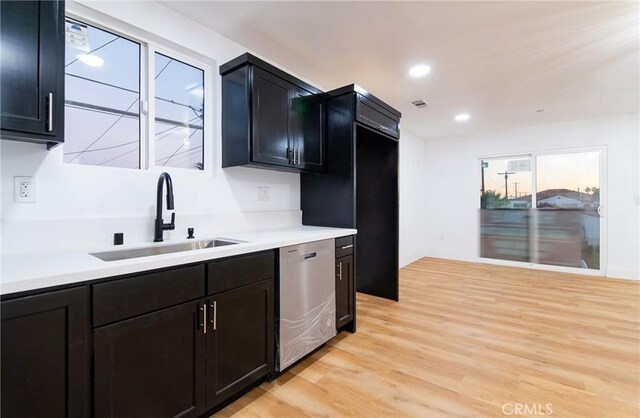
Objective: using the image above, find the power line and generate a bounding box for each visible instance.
[63,139,138,155]
[65,53,201,163]
[64,102,139,120]
[155,59,172,79]
[66,73,138,94]
[65,73,204,113]
[65,100,203,130]
[155,146,202,163]
[96,146,139,167]
[66,97,139,163]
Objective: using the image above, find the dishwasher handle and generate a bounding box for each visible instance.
[304,252,317,260]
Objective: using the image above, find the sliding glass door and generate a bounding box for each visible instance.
[480,149,604,273]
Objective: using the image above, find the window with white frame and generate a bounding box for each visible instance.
[479,149,603,271]
[63,18,207,171]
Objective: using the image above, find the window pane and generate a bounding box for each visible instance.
[63,19,140,168]
[154,53,204,170]
[479,157,532,262]
[535,151,601,269]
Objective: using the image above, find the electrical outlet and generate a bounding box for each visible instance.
[14,176,37,203]
[258,186,270,202]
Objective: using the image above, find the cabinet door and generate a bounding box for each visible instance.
[291,87,324,172]
[336,255,354,329]
[0,0,64,144]
[94,300,206,418]
[251,67,292,167]
[206,279,274,408]
[1,287,89,418]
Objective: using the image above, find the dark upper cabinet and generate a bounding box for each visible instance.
[251,67,292,167]
[1,287,89,418]
[291,87,325,171]
[356,94,400,139]
[336,254,354,330]
[206,279,274,408]
[94,299,207,418]
[0,0,65,147]
[220,53,324,173]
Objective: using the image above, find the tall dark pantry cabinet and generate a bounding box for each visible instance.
[302,85,401,301]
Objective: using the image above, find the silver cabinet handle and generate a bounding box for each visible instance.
[338,262,342,281]
[47,93,53,132]
[341,244,353,250]
[200,303,207,334]
[213,301,217,330]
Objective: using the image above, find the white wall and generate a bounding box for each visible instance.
[422,113,640,280]
[0,0,430,258]
[0,0,310,253]
[399,129,427,267]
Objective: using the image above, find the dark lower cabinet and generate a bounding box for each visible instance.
[336,254,354,329]
[206,279,274,408]
[0,287,89,418]
[0,0,65,146]
[3,250,277,417]
[94,299,206,418]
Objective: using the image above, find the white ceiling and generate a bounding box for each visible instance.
[162,1,639,140]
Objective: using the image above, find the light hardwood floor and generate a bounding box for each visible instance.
[217,257,640,417]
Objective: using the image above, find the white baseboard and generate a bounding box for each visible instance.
[399,250,426,268]
[606,268,640,281]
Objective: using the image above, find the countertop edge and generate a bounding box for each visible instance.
[1,227,357,297]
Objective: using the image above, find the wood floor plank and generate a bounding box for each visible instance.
[215,257,640,417]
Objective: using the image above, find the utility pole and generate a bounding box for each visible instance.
[481,161,487,194]
[498,171,515,199]
[513,182,518,200]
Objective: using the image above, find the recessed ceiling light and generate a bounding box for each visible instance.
[409,64,431,78]
[77,54,104,67]
[454,113,470,121]
[183,138,191,147]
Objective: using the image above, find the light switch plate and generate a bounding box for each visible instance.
[14,176,37,203]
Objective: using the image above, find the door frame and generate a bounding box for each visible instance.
[477,145,607,276]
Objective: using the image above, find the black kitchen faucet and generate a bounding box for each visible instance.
[154,172,175,242]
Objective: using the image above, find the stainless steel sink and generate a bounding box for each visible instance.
[90,239,240,262]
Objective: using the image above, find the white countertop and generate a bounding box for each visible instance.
[1,226,356,296]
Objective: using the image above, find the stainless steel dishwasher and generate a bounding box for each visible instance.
[277,239,336,371]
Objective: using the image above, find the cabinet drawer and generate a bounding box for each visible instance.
[356,95,400,139]
[208,251,275,295]
[336,236,354,258]
[93,265,205,327]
